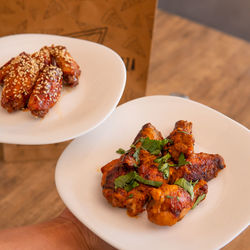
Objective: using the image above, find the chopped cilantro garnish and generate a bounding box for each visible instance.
[178,152,191,166]
[116,148,127,154]
[124,180,139,192]
[174,178,194,200]
[140,137,171,155]
[128,194,134,199]
[114,171,163,191]
[166,195,173,199]
[154,153,172,179]
[114,171,136,189]
[131,145,141,163]
[177,131,190,135]
[192,194,206,209]
[177,196,180,201]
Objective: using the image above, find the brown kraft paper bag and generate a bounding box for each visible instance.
[0,0,157,161]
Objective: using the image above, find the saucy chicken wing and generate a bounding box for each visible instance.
[0,57,16,86]
[166,120,194,162]
[147,179,208,226]
[32,46,52,71]
[101,158,150,216]
[121,123,164,168]
[102,123,165,216]
[49,45,81,87]
[1,53,39,112]
[168,152,226,183]
[28,65,63,118]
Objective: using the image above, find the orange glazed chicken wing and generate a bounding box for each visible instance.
[28,65,63,118]
[166,120,195,162]
[49,45,81,87]
[147,179,208,226]
[168,153,226,183]
[121,123,164,168]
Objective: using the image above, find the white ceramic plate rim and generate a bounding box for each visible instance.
[55,95,250,250]
[0,34,126,145]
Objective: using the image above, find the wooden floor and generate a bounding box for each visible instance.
[159,0,250,41]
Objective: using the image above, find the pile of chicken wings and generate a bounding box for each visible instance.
[101,121,226,226]
[0,45,81,117]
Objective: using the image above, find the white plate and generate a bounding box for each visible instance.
[0,34,126,144]
[55,95,250,250]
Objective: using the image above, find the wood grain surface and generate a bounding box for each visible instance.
[0,10,249,249]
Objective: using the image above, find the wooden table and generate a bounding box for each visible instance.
[0,10,249,249]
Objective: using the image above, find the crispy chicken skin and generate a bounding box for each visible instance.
[168,153,226,183]
[166,120,194,162]
[147,179,208,226]
[28,65,63,118]
[49,45,81,87]
[1,53,39,112]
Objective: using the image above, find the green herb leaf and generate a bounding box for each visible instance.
[124,181,139,192]
[140,137,170,155]
[154,153,171,164]
[116,148,127,154]
[132,147,141,162]
[114,171,163,191]
[114,171,136,189]
[178,153,191,166]
[133,163,138,168]
[154,153,172,179]
[135,174,162,187]
[191,180,198,187]
[158,162,169,179]
[177,196,180,201]
[192,194,206,209]
[177,131,190,135]
[166,195,173,199]
[127,194,134,199]
[174,178,194,200]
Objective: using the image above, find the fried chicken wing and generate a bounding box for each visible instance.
[101,159,150,216]
[166,120,194,162]
[147,179,208,226]
[168,153,226,183]
[0,57,15,86]
[121,123,164,168]
[28,65,63,118]
[49,45,81,87]
[1,53,39,112]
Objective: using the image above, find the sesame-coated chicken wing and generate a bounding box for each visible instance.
[147,179,208,226]
[168,153,226,184]
[166,120,194,162]
[32,46,52,71]
[1,53,39,112]
[0,57,16,86]
[49,45,81,87]
[28,65,63,118]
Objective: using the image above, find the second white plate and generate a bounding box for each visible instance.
[55,95,250,250]
[0,34,126,144]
